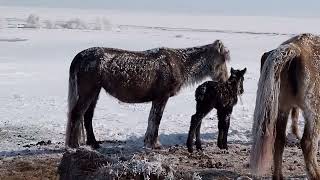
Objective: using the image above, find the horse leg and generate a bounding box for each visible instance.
[217,107,232,150]
[301,110,320,179]
[84,88,101,149]
[186,113,205,153]
[291,107,300,139]
[272,110,289,180]
[187,100,213,153]
[144,97,169,149]
[67,92,96,148]
[195,118,203,151]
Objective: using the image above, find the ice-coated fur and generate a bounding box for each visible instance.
[260,51,301,140]
[186,68,246,153]
[251,33,320,179]
[65,40,230,149]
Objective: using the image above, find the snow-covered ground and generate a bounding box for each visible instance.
[0,6,316,156]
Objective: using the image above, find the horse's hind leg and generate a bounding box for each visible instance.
[273,110,289,180]
[301,109,320,179]
[187,101,212,153]
[84,88,101,149]
[67,91,97,148]
[291,107,300,139]
[187,112,205,153]
[144,97,169,149]
[195,118,203,151]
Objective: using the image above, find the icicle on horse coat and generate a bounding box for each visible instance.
[65,40,230,149]
[250,33,320,180]
[186,67,246,153]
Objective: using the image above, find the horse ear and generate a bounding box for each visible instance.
[214,40,224,54]
[241,68,247,75]
[213,40,230,62]
[231,67,235,74]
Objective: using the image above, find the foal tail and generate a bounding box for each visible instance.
[65,60,85,147]
[250,44,300,175]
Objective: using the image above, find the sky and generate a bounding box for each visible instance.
[0,0,319,17]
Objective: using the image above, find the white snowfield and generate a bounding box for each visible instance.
[0,6,315,156]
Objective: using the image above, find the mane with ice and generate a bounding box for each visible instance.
[65,40,230,149]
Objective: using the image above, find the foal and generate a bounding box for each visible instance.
[187,68,246,153]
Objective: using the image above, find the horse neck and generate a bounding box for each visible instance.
[226,78,239,97]
[179,46,212,84]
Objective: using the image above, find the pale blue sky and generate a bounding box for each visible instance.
[0,0,319,17]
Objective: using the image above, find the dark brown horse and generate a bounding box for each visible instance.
[251,33,320,179]
[65,40,230,149]
[186,67,246,153]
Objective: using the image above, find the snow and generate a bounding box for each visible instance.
[0,6,314,156]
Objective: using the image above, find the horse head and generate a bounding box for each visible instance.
[206,40,230,82]
[230,67,247,95]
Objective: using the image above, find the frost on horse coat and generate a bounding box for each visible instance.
[251,33,320,180]
[65,40,230,149]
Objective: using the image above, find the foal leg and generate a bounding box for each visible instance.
[217,107,232,150]
[187,101,213,153]
[273,110,289,180]
[291,107,300,139]
[195,119,203,151]
[301,110,320,179]
[187,113,205,153]
[84,88,101,149]
[144,97,169,149]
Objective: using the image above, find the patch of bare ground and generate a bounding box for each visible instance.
[0,154,62,180]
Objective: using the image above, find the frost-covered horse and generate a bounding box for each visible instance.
[65,40,230,149]
[186,67,246,153]
[261,51,301,140]
[251,33,320,179]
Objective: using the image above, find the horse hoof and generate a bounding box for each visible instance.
[196,146,203,152]
[91,143,101,149]
[187,146,193,153]
[67,142,80,148]
[87,141,100,149]
[144,142,162,149]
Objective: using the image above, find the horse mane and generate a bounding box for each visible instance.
[182,40,230,86]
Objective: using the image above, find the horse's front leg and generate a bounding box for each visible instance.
[144,97,169,149]
[217,107,232,150]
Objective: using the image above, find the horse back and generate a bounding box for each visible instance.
[98,48,185,102]
[278,34,320,108]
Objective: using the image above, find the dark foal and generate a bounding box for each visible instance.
[187,68,246,153]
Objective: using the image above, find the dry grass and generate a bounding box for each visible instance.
[0,140,309,180]
[0,154,62,180]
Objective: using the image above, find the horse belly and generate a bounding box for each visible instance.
[102,73,163,103]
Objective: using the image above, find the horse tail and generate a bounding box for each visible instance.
[250,44,300,175]
[65,56,85,147]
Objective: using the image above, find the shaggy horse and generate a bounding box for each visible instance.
[65,40,230,149]
[251,33,320,179]
[261,51,301,140]
[186,67,246,153]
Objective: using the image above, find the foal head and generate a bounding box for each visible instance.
[205,40,230,82]
[229,67,246,95]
